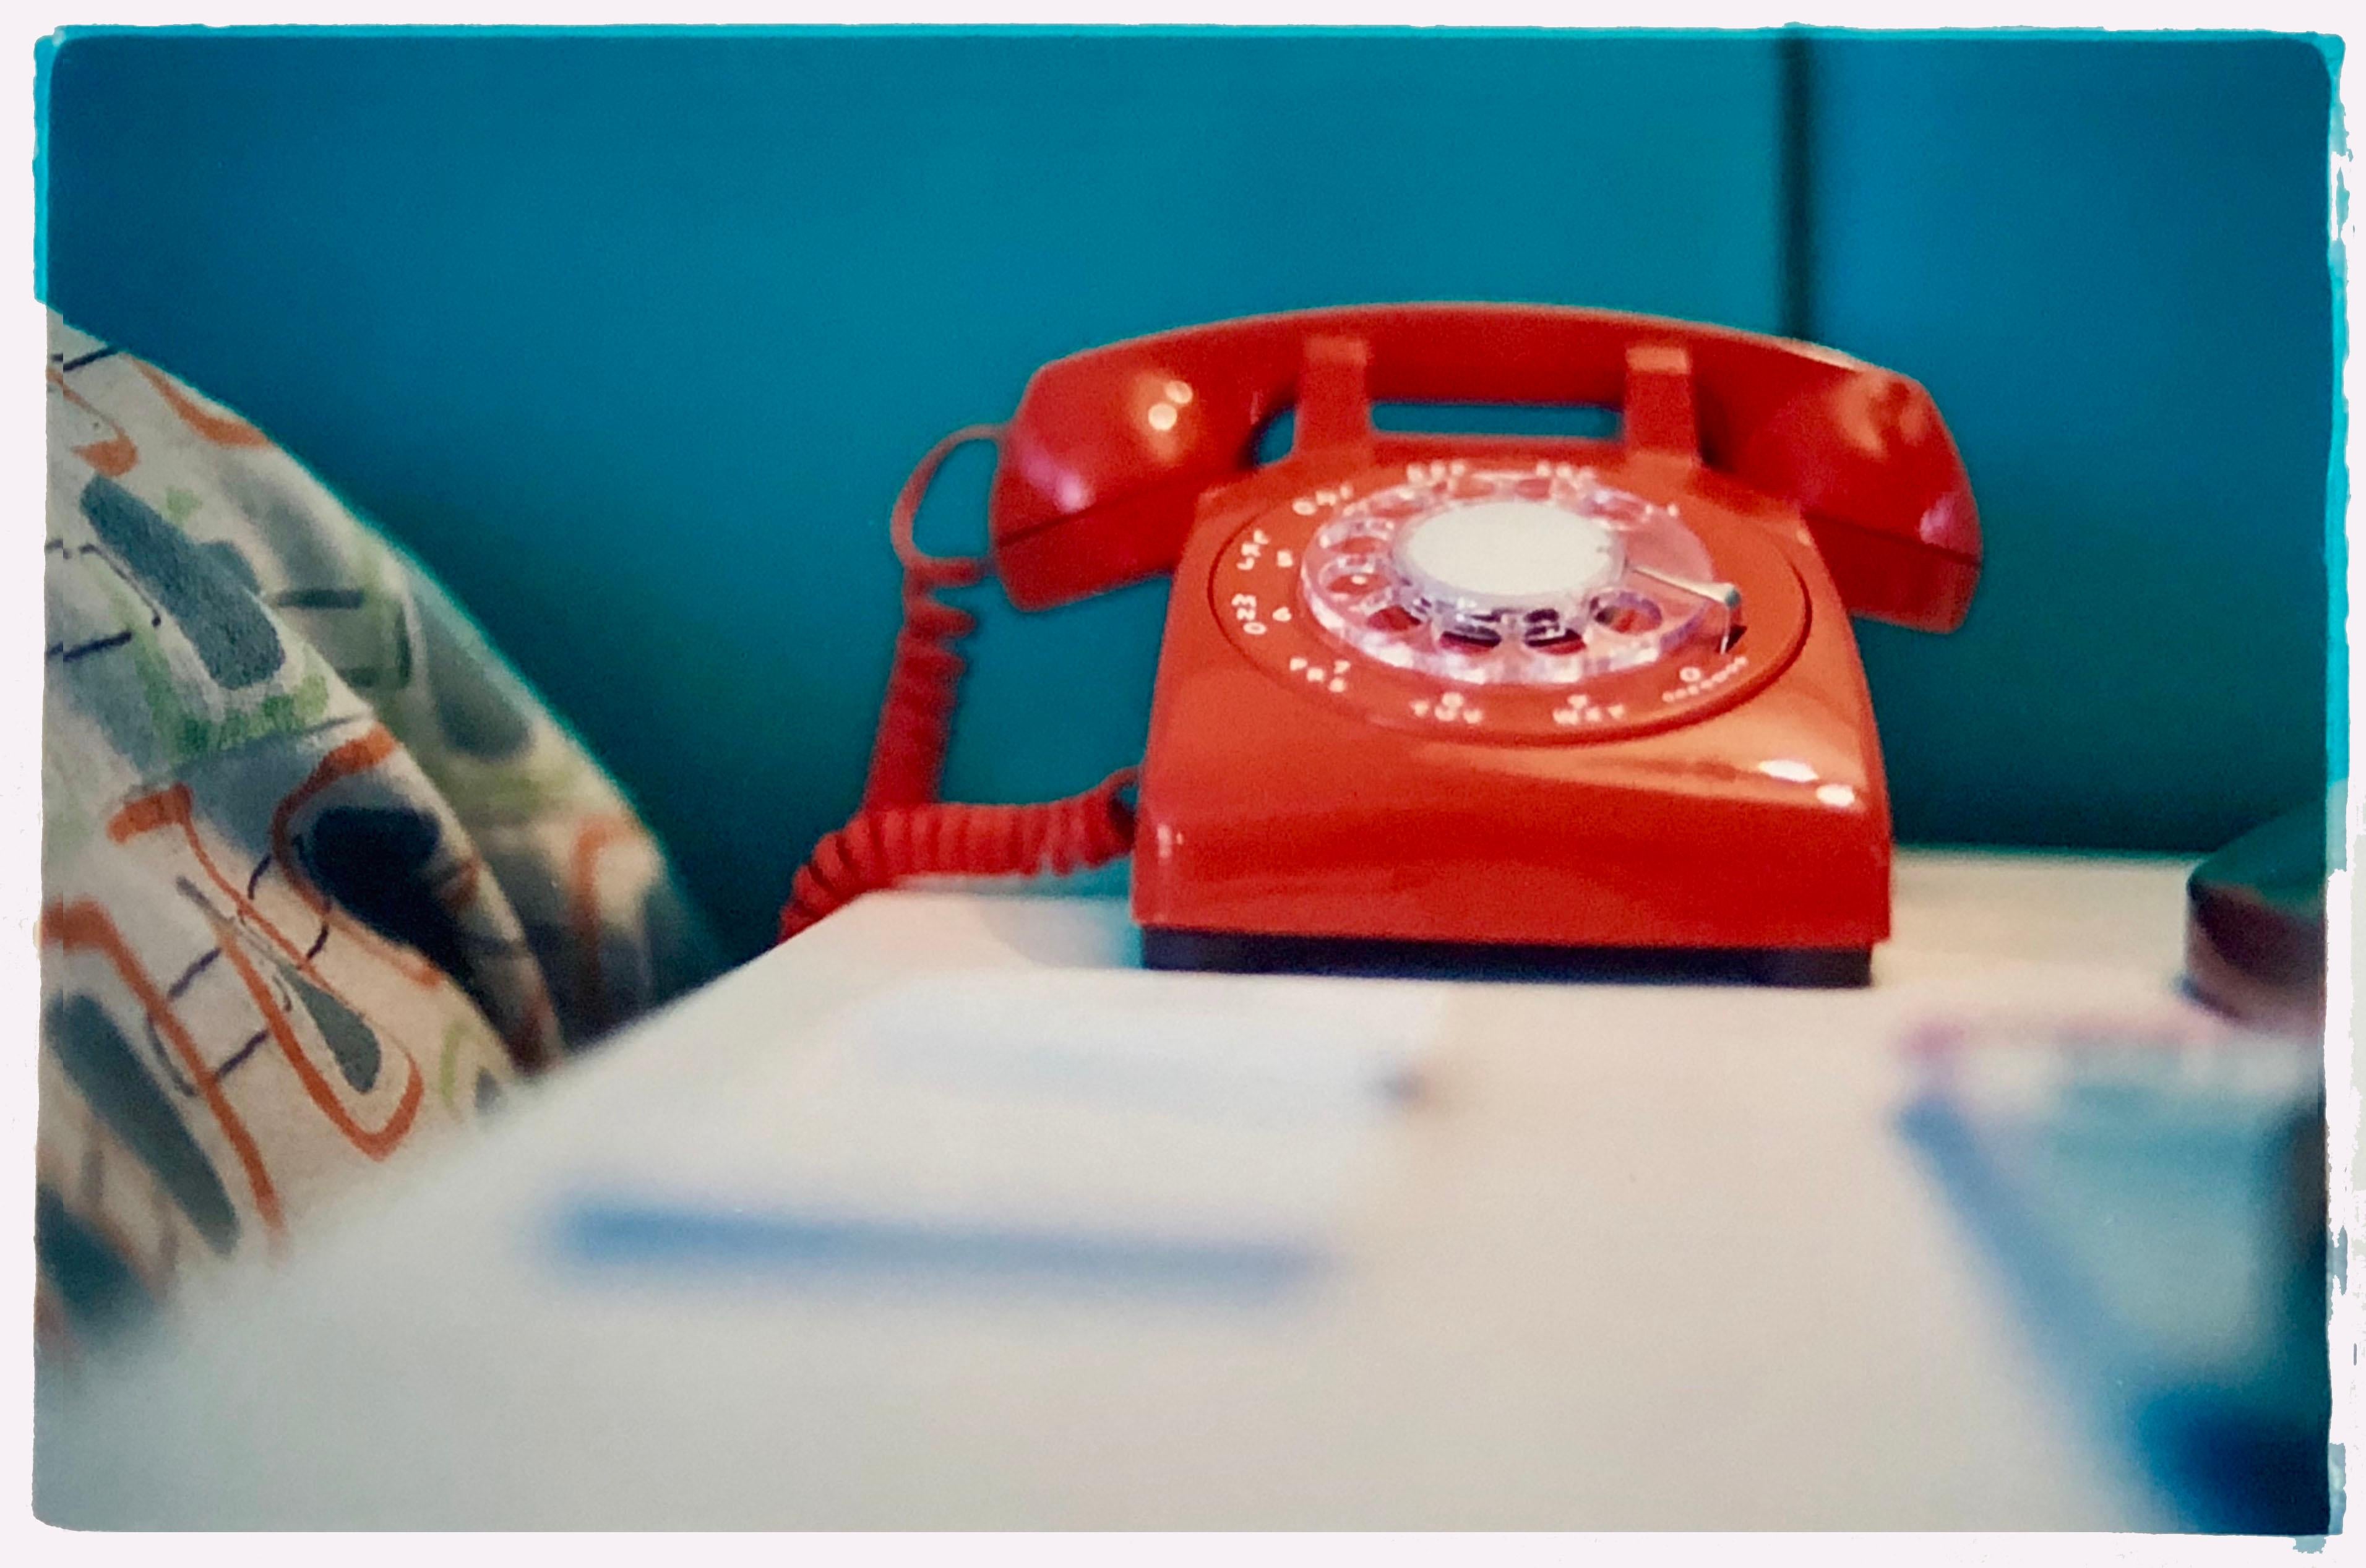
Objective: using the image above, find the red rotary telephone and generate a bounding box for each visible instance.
[783,304,1980,984]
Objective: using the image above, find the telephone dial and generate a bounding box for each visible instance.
[782,304,1980,984]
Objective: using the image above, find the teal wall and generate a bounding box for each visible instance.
[38,30,2338,958]
[1800,35,2339,857]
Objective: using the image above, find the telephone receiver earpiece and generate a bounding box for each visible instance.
[987,304,1979,630]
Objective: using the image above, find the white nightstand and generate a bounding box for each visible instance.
[45,850,2291,1530]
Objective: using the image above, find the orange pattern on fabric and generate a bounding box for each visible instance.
[108,781,408,995]
[202,909,425,1160]
[503,987,557,1075]
[135,362,271,448]
[49,368,140,476]
[569,813,639,1035]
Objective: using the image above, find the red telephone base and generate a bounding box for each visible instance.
[1140,928,1873,988]
[1128,437,1899,964]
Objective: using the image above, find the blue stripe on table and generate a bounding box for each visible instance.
[551,1196,1323,1298]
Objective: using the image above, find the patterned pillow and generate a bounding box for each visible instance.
[39,310,718,1347]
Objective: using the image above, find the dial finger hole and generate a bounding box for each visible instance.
[1581,488,1655,529]
[1437,604,1508,641]
[1317,555,1388,596]
[1315,515,1393,552]
[1590,591,1664,636]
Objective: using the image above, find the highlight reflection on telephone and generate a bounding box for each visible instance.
[783,305,1982,985]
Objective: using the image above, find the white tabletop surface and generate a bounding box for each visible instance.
[37,849,2253,1530]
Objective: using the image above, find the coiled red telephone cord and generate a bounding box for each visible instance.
[778,426,1138,941]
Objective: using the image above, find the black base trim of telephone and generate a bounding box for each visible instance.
[1139,929,1874,988]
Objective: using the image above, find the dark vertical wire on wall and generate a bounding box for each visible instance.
[1778,26,1817,343]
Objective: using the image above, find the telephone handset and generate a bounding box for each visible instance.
[785,304,1981,982]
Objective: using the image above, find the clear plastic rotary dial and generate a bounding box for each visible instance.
[1299,461,1739,687]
